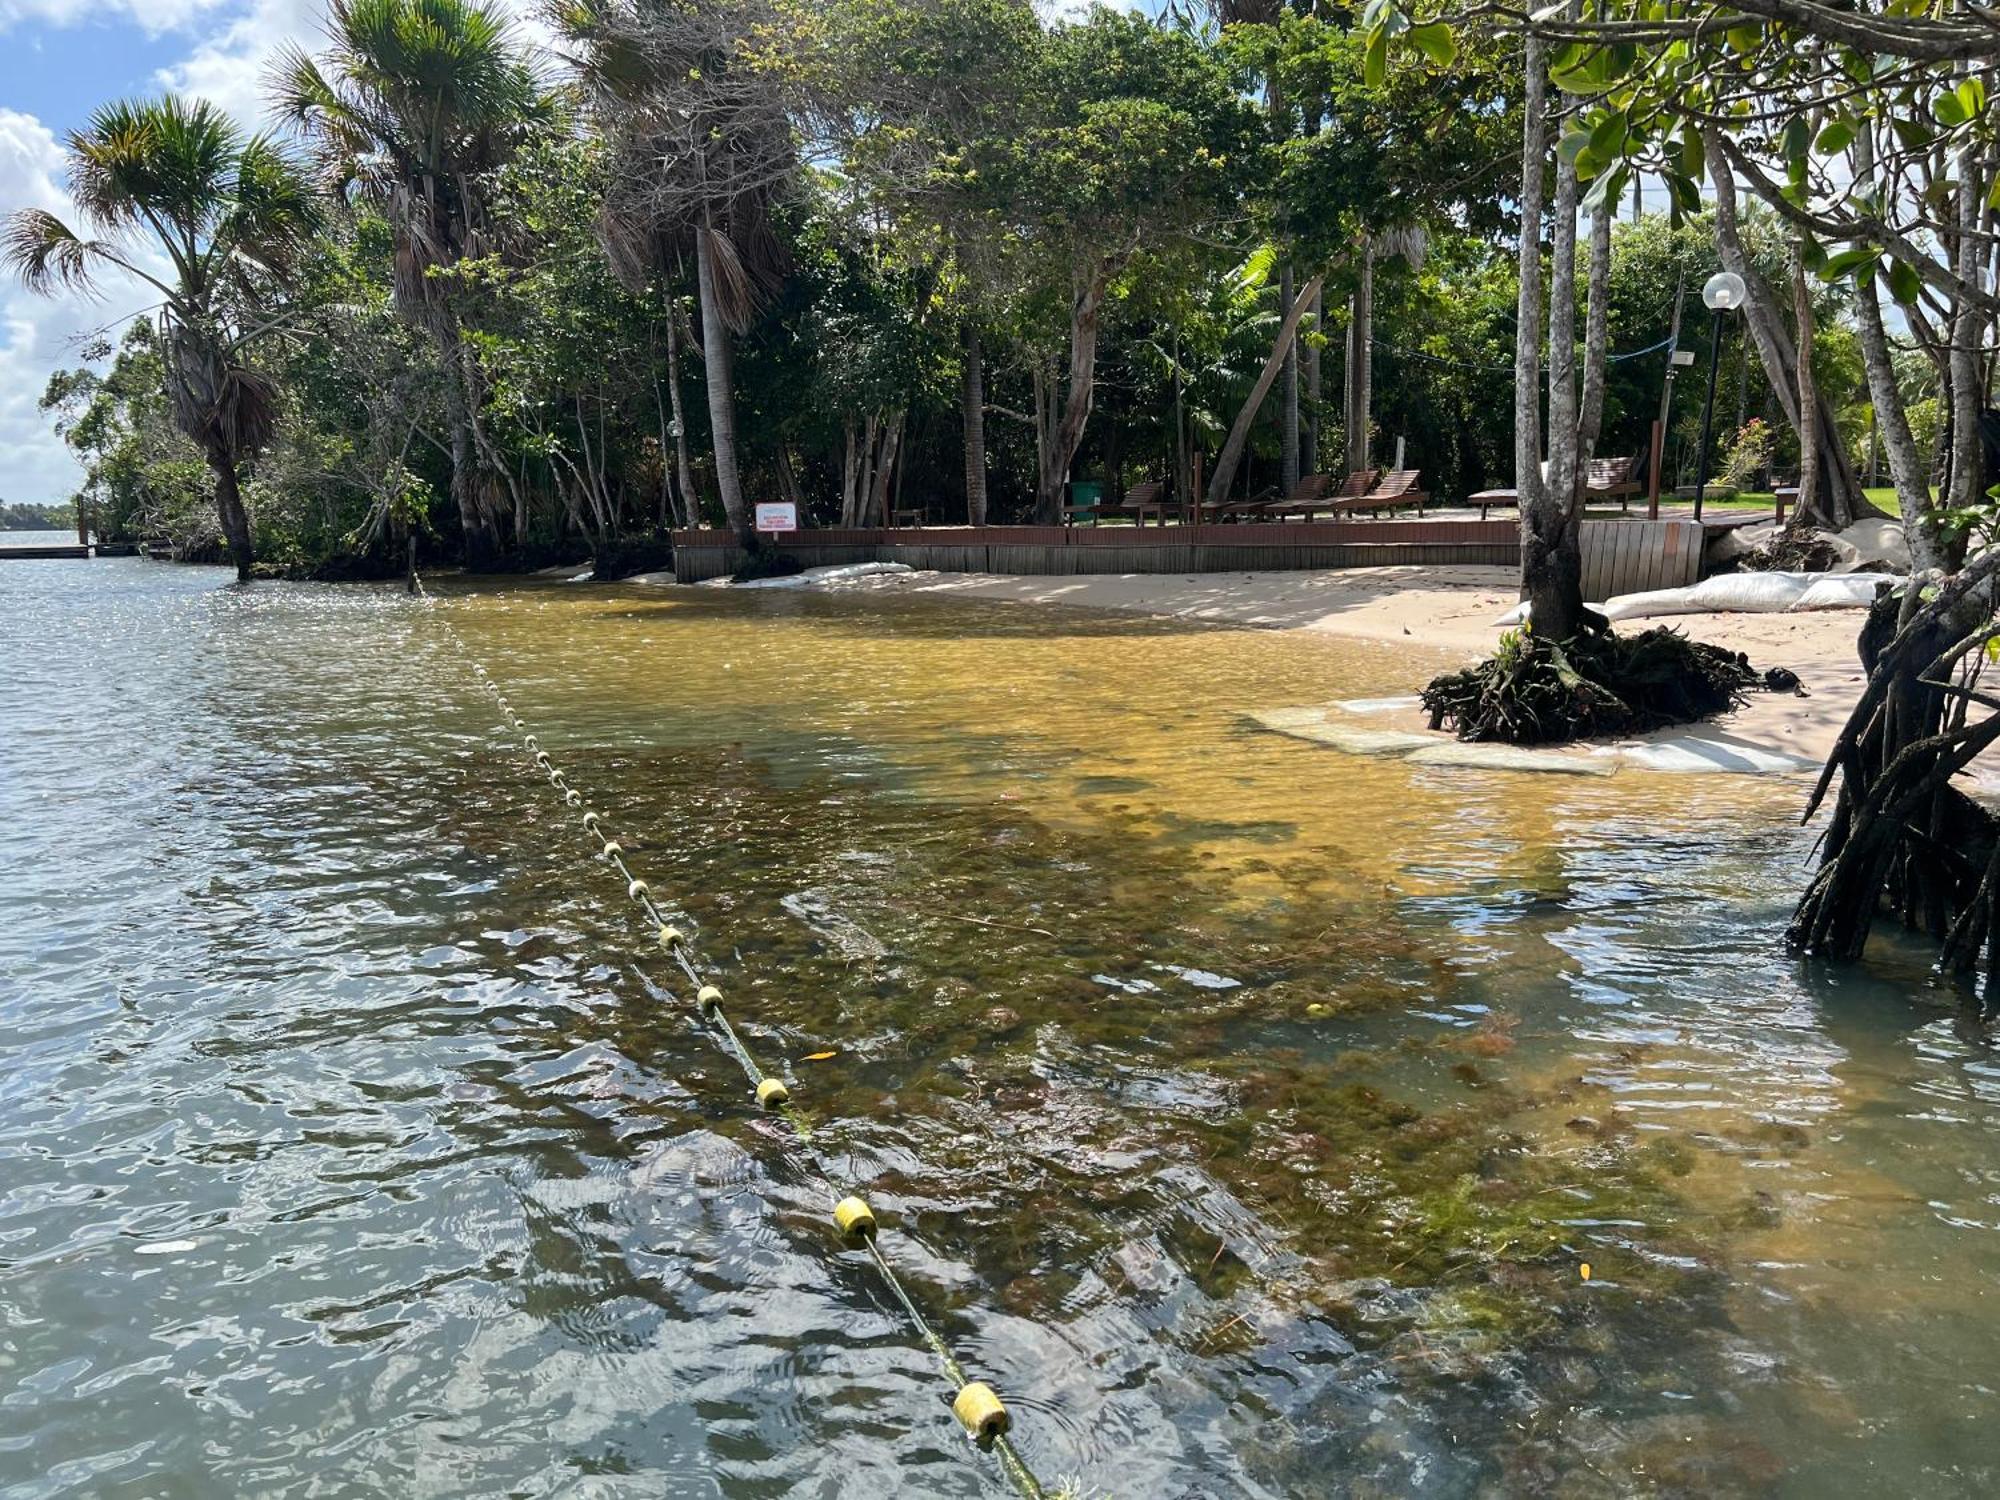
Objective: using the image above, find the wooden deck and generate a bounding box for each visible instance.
[0,543,92,560]
[671,518,1706,601]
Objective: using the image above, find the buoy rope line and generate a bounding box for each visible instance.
[414,578,1048,1500]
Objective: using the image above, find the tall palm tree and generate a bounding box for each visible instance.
[562,0,794,547]
[4,96,318,581]
[271,0,545,571]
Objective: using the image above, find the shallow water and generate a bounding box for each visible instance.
[1,557,1994,1498]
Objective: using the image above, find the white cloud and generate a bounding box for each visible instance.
[0,0,228,36]
[2,1,555,501]
[0,107,158,505]
[156,0,557,130]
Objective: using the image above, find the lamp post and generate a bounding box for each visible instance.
[1690,270,1746,521]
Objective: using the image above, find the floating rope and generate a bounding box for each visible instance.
[414,578,1047,1500]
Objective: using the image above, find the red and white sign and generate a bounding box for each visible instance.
[754,502,798,533]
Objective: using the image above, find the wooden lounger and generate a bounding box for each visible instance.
[1251,469,1378,521]
[1097,479,1169,526]
[1326,468,1428,518]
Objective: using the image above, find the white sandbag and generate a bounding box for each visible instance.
[1833,518,1910,573]
[732,561,915,590]
[1494,569,1818,628]
[1793,573,1894,611]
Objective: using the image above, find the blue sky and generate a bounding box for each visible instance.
[0,0,1128,507]
[0,0,548,505]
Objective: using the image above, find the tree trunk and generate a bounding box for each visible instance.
[694,222,750,543]
[841,418,861,527]
[1708,134,1883,529]
[962,322,988,526]
[434,327,501,570]
[1856,266,1947,569]
[1514,39,1547,554]
[868,411,904,525]
[1789,234,1822,525]
[1281,261,1301,493]
[1206,274,1327,510]
[664,303,698,529]
[1529,122,1586,641]
[1344,244,1375,476]
[206,446,254,583]
[1035,265,1113,524]
[1948,137,1985,518]
[1303,280,1323,475]
[1578,205,1613,458]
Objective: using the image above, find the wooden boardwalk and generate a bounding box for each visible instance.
[0,543,92,560]
[671,518,1706,600]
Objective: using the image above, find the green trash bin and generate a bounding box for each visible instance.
[1067,480,1103,526]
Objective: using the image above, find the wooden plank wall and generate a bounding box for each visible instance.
[670,519,1704,596]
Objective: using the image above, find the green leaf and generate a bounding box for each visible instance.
[1891,115,1935,151]
[1934,89,1968,127]
[1959,76,1987,119]
[1782,115,1811,164]
[1818,247,1876,281]
[1679,127,1705,183]
[1581,163,1628,216]
[1885,258,1923,304]
[1556,129,1593,167]
[1363,27,1387,87]
[1409,22,1456,66]
[1589,109,1628,159]
[1726,23,1763,52]
[1814,119,1855,155]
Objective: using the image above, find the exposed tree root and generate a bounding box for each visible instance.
[1788,556,2000,990]
[1421,626,1759,745]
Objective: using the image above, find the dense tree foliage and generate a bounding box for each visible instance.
[7,0,1943,581]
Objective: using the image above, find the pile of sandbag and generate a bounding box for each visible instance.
[1496,569,1896,627]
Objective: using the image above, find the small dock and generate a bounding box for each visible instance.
[0,542,93,560]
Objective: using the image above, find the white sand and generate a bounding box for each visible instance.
[886,565,1869,766]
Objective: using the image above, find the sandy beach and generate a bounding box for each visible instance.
[865,564,1873,768]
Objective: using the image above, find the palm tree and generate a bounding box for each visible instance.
[271,0,545,571]
[562,0,794,547]
[4,96,318,581]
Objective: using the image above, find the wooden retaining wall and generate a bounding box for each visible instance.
[671,519,1703,600]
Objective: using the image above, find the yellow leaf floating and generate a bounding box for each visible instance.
[803,1051,837,1062]
[1580,1263,1592,1281]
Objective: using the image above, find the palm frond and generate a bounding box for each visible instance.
[701,224,758,334]
[3,209,111,297]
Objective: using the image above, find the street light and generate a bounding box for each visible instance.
[1690,270,1747,521]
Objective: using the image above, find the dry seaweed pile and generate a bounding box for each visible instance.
[1739,525,1844,573]
[1421,627,1760,745]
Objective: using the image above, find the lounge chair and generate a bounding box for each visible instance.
[1100,479,1169,526]
[1205,484,1280,522]
[1326,468,1428,518]
[1248,469,1380,522]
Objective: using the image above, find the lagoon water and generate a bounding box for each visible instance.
[2,554,1995,1497]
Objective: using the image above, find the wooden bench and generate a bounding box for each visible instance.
[1472,455,1640,520]
[1586,454,1642,511]
[1065,479,1168,527]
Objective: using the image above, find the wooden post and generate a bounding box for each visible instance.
[1647,418,1663,520]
